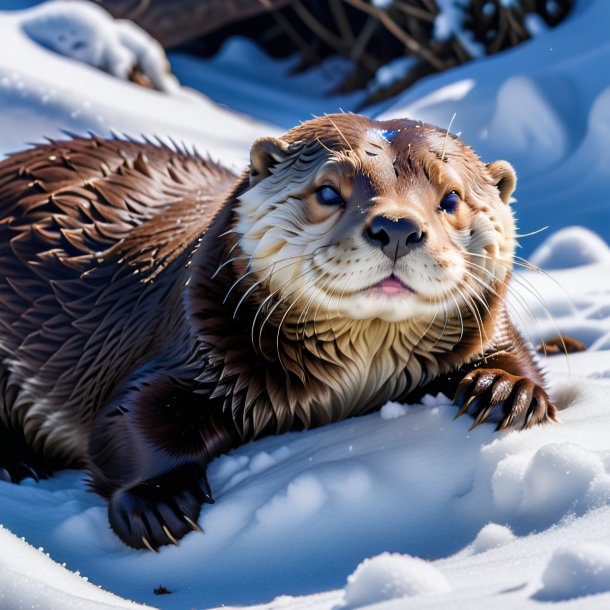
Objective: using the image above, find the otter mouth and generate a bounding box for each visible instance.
[366,274,414,296]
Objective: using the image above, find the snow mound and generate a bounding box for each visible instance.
[535,543,610,601]
[489,440,607,528]
[19,0,177,92]
[470,523,515,554]
[255,475,326,528]
[487,76,567,174]
[379,402,409,420]
[338,553,452,609]
[529,226,610,270]
[520,443,604,521]
[0,525,152,610]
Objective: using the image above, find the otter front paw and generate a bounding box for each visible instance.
[0,423,52,483]
[453,368,557,431]
[108,465,214,551]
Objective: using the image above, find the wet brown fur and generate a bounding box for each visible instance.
[0,115,556,549]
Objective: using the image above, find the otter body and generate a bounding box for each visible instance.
[0,115,555,549]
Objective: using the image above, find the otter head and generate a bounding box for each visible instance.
[233,113,516,334]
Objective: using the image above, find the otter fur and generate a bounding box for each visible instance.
[0,114,556,550]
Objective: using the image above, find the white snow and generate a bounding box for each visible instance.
[369,56,417,92]
[470,523,515,554]
[379,402,409,420]
[170,37,363,128]
[536,543,610,601]
[338,553,452,609]
[20,1,178,92]
[529,226,610,270]
[371,0,395,8]
[0,2,274,166]
[0,1,610,610]
[0,525,153,610]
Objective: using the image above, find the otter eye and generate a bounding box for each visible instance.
[316,185,344,206]
[439,191,460,214]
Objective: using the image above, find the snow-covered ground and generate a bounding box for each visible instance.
[1,1,610,610]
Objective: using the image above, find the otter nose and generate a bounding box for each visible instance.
[364,216,425,260]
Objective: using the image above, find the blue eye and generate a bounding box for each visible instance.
[439,191,460,214]
[316,185,344,206]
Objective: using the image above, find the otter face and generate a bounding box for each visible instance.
[234,114,516,326]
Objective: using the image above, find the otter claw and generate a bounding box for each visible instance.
[162,525,179,546]
[141,536,158,553]
[469,404,492,430]
[200,480,215,504]
[454,395,475,419]
[183,515,203,533]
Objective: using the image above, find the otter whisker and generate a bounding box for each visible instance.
[212,254,251,279]
[275,280,322,371]
[467,253,570,362]
[253,255,322,352]
[235,254,315,321]
[325,114,353,152]
[453,284,486,355]
[223,251,315,305]
[463,260,544,347]
[514,226,549,239]
[429,290,451,352]
[449,292,465,344]
[255,261,328,358]
[440,112,456,162]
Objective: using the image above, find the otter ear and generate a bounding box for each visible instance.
[487,160,517,205]
[249,137,290,187]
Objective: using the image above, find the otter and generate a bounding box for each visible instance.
[0,114,556,550]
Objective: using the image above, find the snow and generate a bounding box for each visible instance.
[469,523,515,554]
[379,402,409,420]
[535,543,610,601]
[371,0,395,8]
[20,1,178,92]
[529,226,610,270]
[369,56,417,92]
[433,0,468,42]
[0,525,153,610]
[339,553,452,609]
[170,37,363,129]
[0,1,274,166]
[0,1,610,610]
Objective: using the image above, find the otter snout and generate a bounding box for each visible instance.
[364,216,426,260]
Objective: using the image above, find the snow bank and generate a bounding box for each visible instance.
[535,543,610,601]
[20,0,178,92]
[170,37,363,128]
[0,525,153,610]
[529,226,610,269]
[338,553,451,609]
[0,2,273,166]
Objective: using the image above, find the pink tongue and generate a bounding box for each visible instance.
[378,276,406,294]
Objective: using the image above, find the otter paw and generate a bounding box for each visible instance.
[0,424,52,483]
[453,368,557,431]
[108,467,214,551]
[0,461,50,483]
